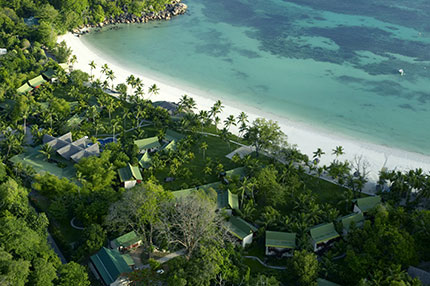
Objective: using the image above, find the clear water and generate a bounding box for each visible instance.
[82,0,430,154]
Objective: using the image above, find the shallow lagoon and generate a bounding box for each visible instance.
[82,0,430,154]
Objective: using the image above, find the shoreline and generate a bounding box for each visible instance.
[59,32,430,188]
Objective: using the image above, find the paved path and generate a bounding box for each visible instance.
[243,256,286,270]
[141,249,186,269]
[226,146,255,159]
[47,233,67,264]
[70,217,85,230]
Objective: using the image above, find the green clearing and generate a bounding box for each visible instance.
[10,146,76,181]
[155,133,240,191]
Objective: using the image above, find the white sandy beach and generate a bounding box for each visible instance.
[59,32,430,189]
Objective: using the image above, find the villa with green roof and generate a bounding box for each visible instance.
[217,189,239,214]
[118,163,142,189]
[134,136,161,153]
[310,222,340,252]
[138,151,152,168]
[225,216,257,248]
[340,212,364,235]
[28,75,47,88]
[89,247,133,286]
[353,196,381,214]
[265,231,296,257]
[16,82,33,94]
[110,231,142,251]
[42,68,57,82]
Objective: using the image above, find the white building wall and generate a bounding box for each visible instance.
[124,180,137,189]
[242,234,253,248]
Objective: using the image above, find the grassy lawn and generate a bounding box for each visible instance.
[10,147,77,181]
[155,133,240,191]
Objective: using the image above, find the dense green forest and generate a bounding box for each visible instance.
[1,0,430,285]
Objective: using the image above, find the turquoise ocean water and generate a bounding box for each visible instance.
[82,0,430,154]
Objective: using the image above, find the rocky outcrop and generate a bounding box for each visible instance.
[74,0,187,35]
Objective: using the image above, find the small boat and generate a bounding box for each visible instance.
[398,69,405,76]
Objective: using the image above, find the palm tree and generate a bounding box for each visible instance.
[332,146,344,160]
[94,122,105,137]
[101,63,109,79]
[134,85,145,98]
[148,84,160,98]
[105,97,118,120]
[224,115,236,131]
[86,105,99,123]
[313,148,325,164]
[126,74,136,89]
[210,100,224,122]
[39,144,53,161]
[134,77,143,90]
[89,60,96,80]
[70,55,77,68]
[106,69,116,89]
[116,83,128,102]
[214,116,221,132]
[237,111,248,137]
[178,94,196,113]
[135,105,146,128]
[200,141,208,159]
[198,110,211,132]
[220,128,231,149]
[111,117,122,138]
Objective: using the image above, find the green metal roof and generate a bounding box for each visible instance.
[317,278,341,286]
[118,163,142,182]
[111,231,141,249]
[173,182,221,199]
[138,152,152,168]
[42,68,56,80]
[59,63,69,71]
[90,247,131,285]
[310,223,340,244]
[16,83,33,94]
[134,137,161,150]
[355,196,381,212]
[65,113,84,128]
[265,231,296,249]
[217,190,239,210]
[226,216,257,240]
[341,212,364,231]
[162,140,176,151]
[225,167,246,178]
[28,75,47,88]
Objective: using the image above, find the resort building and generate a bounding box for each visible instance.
[110,231,142,252]
[16,82,33,94]
[225,216,257,248]
[134,136,161,154]
[118,163,143,189]
[138,151,152,168]
[42,68,57,83]
[310,222,340,252]
[43,133,100,162]
[317,278,341,286]
[217,189,239,214]
[28,75,47,88]
[90,247,133,286]
[340,212,365,235]
[353,196,381,214]
[265,231,296,257]
[153,101,179,115]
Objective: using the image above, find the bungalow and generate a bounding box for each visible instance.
[59,63,70,73]
[118,163,143,189]
[310,222,340,252]
[28,75,47,88]
[225,216,257,248]
[265,231,296,257]
[42,68,57,83]
[110,231,142,252]
[317,278,341,286]
[90,247,133,286]
[134,136,161,154]
[353,196,381,214]
[162,139,176,152]
[153,101,179,115]
[138,151,152,168]
[217,189,239,215]
[43,133,100,162]
[172,182,221,200]
[340,212,364,235]
[16,83,33,94]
